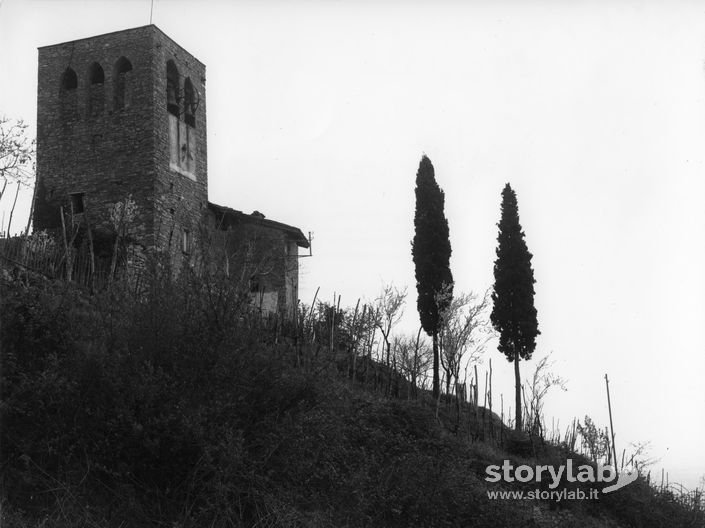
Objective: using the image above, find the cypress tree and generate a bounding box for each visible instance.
[490,183,540,431]
[412,155,453,399]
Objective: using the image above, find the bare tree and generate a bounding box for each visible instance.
[373,284,407,394]
[577,415,611,465]
[0,116,35,235]
[0,116,34,199]
[624,441,657,476]
[522,353,567,437]
[394,329,432,399]
[438,288,492,398]
[342,300,377,384]
[108,194,138,281]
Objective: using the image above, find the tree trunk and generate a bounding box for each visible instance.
[385,337,391,396]
[514,349,522,431]
[413,326,422,399]
[432,332,439,399]
[352,351,357,385]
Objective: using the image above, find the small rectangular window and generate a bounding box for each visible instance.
[70,192,85,214]
[182,229,192,254]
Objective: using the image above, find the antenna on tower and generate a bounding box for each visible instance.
[149,0,154,24]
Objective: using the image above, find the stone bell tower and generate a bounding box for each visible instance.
[33,25,207,263]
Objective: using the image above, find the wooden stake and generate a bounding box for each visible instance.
[60,206,71,281]
[25,181,37,235]
[473,364,479,407]
[605,374,619,477]
[6,182,21,236]
[83,204,96,288]
[489,359,493,439]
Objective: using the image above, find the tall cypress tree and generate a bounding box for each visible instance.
[491,183,539,431]
[412,155,453,399]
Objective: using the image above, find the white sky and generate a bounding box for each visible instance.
[1,0,704,490]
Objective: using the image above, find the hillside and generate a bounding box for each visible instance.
[1,270,702,528]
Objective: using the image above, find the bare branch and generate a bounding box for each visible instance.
[0,116,36,204]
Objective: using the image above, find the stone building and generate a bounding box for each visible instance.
[32,25,308,316]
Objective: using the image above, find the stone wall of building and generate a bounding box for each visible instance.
[206,211,301,318]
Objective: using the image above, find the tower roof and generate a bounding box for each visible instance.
[38,24,205,68]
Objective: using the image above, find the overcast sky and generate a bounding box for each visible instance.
[1,0,704,490]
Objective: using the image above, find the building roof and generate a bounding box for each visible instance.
[207,202,309,248]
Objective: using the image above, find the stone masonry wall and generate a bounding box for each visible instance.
[35,26,157,247]
[34,25,207,266]
[206,213,300,317]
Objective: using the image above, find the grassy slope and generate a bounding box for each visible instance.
[1,275,702,527]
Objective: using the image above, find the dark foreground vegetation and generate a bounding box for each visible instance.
[1,263,703,527]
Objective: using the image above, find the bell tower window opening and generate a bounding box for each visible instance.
[113,56,133,110]
[59,67,78,118]
[168,64,196,179]
[60,67,78,92]
[89,62,104,84]
[184,77,196,128]
[166,60,180,117]
[87,62,105,117]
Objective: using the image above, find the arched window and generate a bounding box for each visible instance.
[166,60,179,116]
[61,67,78,91]
[89,62,104,85]
[113,57,133,110]
[166,61,196,178]
[184,77,196,127]
[87,62,105,117]
[60,67,78,119]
